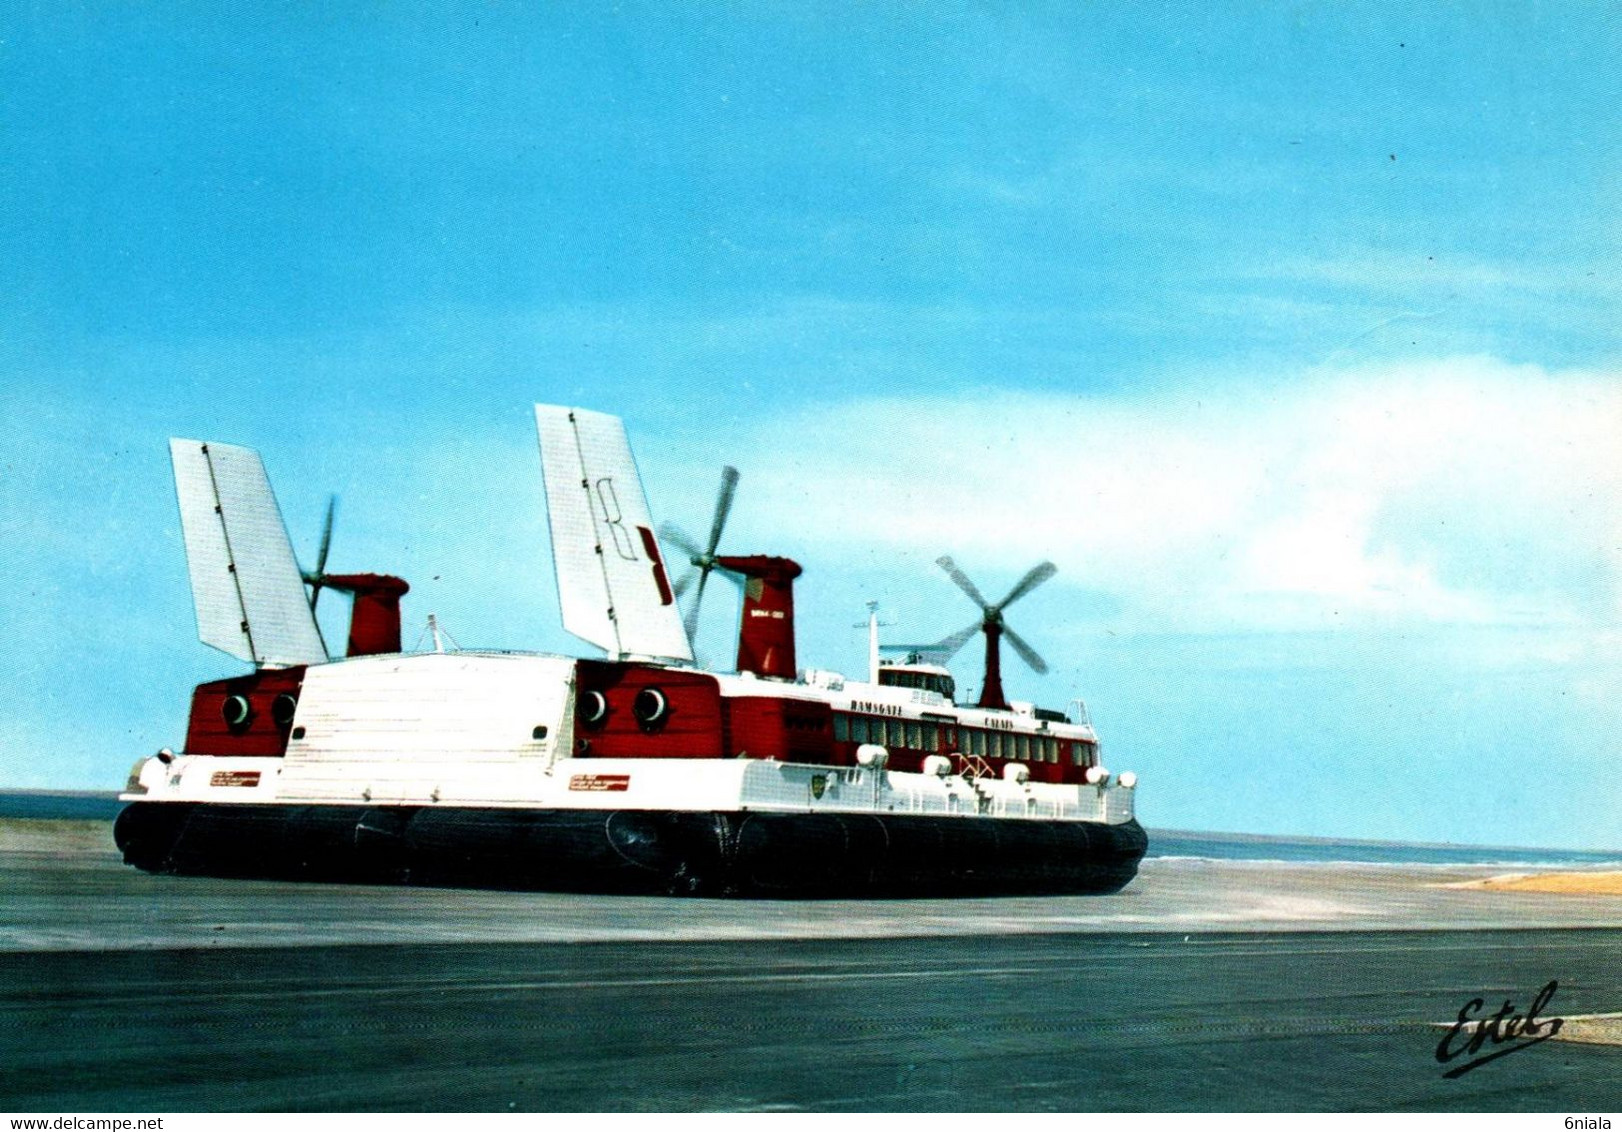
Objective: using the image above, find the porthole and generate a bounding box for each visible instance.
[578,690,608,729]
[532,725,549,741]
[221,694,253,730]
[291,726,306,740]
[632,687,669,729]
[271,693,298,728]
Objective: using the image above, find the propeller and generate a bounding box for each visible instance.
[659,465,740,643]
[933,555,1055,676]
[300,495,337,613]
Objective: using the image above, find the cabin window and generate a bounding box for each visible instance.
[886,719,903,748]
[905,721,922,749]
[833,714,848,742]
[921,723,938,752]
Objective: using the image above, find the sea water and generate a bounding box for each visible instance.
[1148,829,1622,870]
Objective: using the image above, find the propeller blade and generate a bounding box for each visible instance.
[705,465,740,556]
[659,522,703,563]
[936,555,991,611]
[998,560,1056,609]
[1002,623,1049,675]
[933,620,983,662]
[684,567,711,642]
[672,568,696,599]
[303,495,338,614]
[316,495,336,577]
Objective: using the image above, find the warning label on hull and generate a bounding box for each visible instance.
[569,774,631,792]
[209,770,262,788]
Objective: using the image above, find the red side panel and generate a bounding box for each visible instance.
[724,696,834,763]
[183,667,307,757]
[573,661,725,759]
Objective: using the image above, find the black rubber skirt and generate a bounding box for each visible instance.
[114,802,1147,898]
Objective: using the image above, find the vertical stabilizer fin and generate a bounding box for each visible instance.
[534,405,693,663]
[169,438,329,668]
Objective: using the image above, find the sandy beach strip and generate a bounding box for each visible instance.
[1464,871,1622,895]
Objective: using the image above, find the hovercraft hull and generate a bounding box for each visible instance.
[115,801,1147,898]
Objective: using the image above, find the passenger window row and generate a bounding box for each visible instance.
[831,713,1095,767]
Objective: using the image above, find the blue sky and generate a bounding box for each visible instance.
[2,4,1619,847]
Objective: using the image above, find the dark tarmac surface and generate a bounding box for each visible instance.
[5,930,1621,1111]
[3,823,1620,1111]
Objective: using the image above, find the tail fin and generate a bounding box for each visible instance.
[169,439,328,668]
[533,405,692,663]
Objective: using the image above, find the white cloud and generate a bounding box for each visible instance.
[701,356,1622,635]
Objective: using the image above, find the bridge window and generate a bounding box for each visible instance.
[878,668,957,700]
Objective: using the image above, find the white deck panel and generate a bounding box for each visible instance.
[279,653,570,778]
